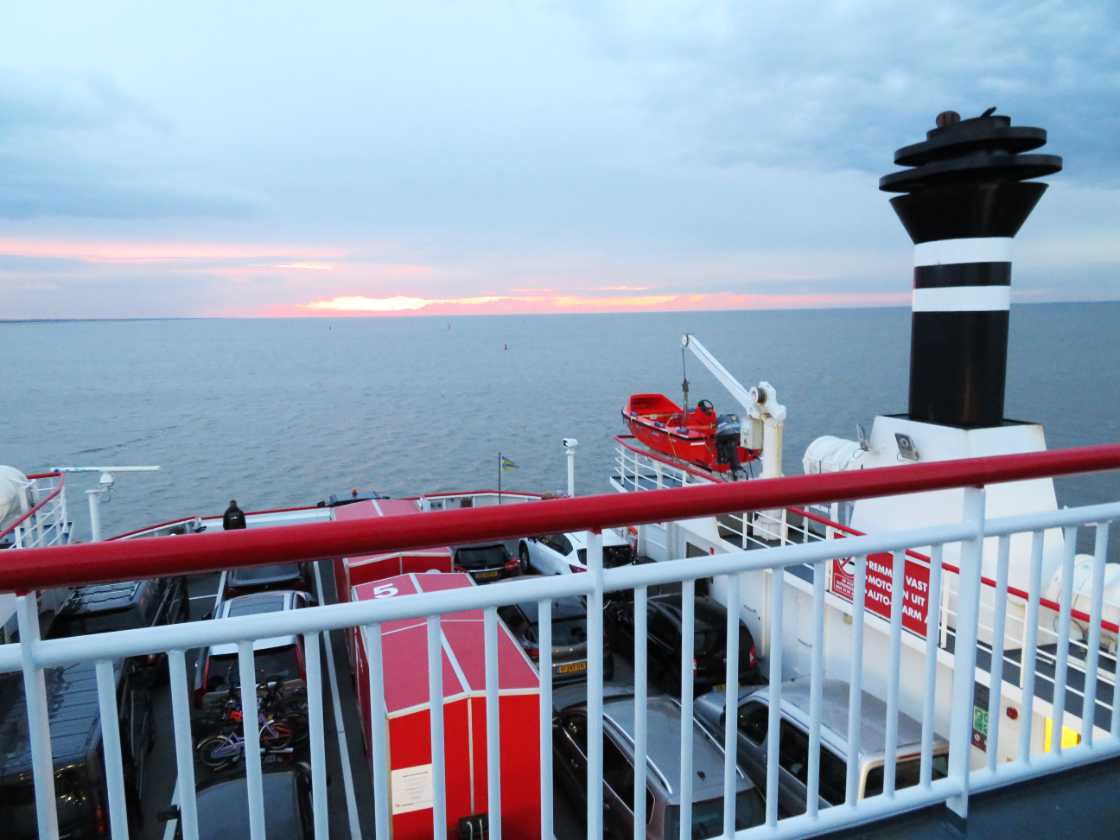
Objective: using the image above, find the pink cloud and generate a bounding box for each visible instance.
[286,289,910,317]
[0,237,347,264]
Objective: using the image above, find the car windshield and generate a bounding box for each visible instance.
[666,791,762,837]
[864,754,947,798]
[455,545,507,569]
[552,616,588,647]
[230,564,300,584]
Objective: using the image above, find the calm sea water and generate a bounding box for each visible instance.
[2,304,1118,548]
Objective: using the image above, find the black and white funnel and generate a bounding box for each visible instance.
[881,109,1062,428]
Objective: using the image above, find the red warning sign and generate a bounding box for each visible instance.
[829,543,931,637]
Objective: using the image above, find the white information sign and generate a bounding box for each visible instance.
[390,763,435,815]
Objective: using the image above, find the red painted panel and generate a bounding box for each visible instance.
[468,693,542,838]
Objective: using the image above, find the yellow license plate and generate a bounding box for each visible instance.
[557,661,588,675]
[476,570,499,580]
[714,683,726,692]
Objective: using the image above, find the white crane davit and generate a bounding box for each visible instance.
[681,333,786,481]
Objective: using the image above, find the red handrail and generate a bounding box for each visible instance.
[0,445,1118,592]
[0,472,64,542]
[790,504,1120,635]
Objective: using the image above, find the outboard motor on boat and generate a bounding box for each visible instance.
[715,414,746,478]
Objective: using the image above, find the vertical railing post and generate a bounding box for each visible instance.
[304,632,330,840]
[722,574,742,837]
[1050,526,1078,756]
[427,616,448,840]
[679,577,696,839]
[765,566,784,826]
[538,600,554,838]
[1018,531,1045,763]
[484,607,503,840]
[986,536,1011,772]
[1082,523,1110,745]
[95,660,129,839]
[17,593,59,840]
[168,649,199,840]
[845,556,866,806]
[586,529,605,840]
[367,623,391,840]
[920,545,944,788]
[883,551,904,796]
[947,486,986,819]
[806,560,826,818]
[633,586,648,839]
[236,641,266,840]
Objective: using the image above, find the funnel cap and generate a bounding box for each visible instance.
[880,108,1062,193]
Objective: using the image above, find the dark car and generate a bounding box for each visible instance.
[47,576,189,681]
[451,542,520,583]
[0,661,152,839]
[192,590,312,712]
[161,766,314,839]
[605,593,760,696]
[498,597,614,684]
[553,690,764,839]
[221,563,314,599]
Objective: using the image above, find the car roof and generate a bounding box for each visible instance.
[648,593,727,625]
[742,679,948,760]
[60,579,154,615]
[0,662,120,780]
[196,770,303,838]
[600,695,748,805]
[212,592,300,655]
[220,591,292,617]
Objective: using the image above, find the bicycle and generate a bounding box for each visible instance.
[196,680,297,770]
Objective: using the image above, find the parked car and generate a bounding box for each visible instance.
[160,765,314,839]
[693,678,949,815]
[47,576,189,681]
[0,661,152,839]
[220,562,314,600]
[518,529,634,575]
[498,596,614,683]
[605,592,760,696]
[192,590,312,711]
[451,542,520,583]
[554,690,764,838]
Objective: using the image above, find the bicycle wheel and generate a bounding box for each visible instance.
[260,720,293,750]
[198,734,242,769]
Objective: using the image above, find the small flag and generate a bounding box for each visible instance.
[500,455,519,471]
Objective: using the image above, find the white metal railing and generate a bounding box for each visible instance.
[615,440,1120,760]
[2,497,1120,838]
[2,473,69,550]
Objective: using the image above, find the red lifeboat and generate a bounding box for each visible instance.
[622,393,757,475]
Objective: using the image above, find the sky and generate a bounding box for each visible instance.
[1,1,1117,319]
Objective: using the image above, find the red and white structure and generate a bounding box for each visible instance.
[351,573,541,839]
[331,500,454,605]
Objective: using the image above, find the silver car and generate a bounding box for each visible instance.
[554,691,764,839]
[694,678,949,816]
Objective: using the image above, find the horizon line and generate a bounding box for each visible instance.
[2,297,1118,324]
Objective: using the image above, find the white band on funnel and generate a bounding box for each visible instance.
[912,286,1011,312]
[913,237,1014,267]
